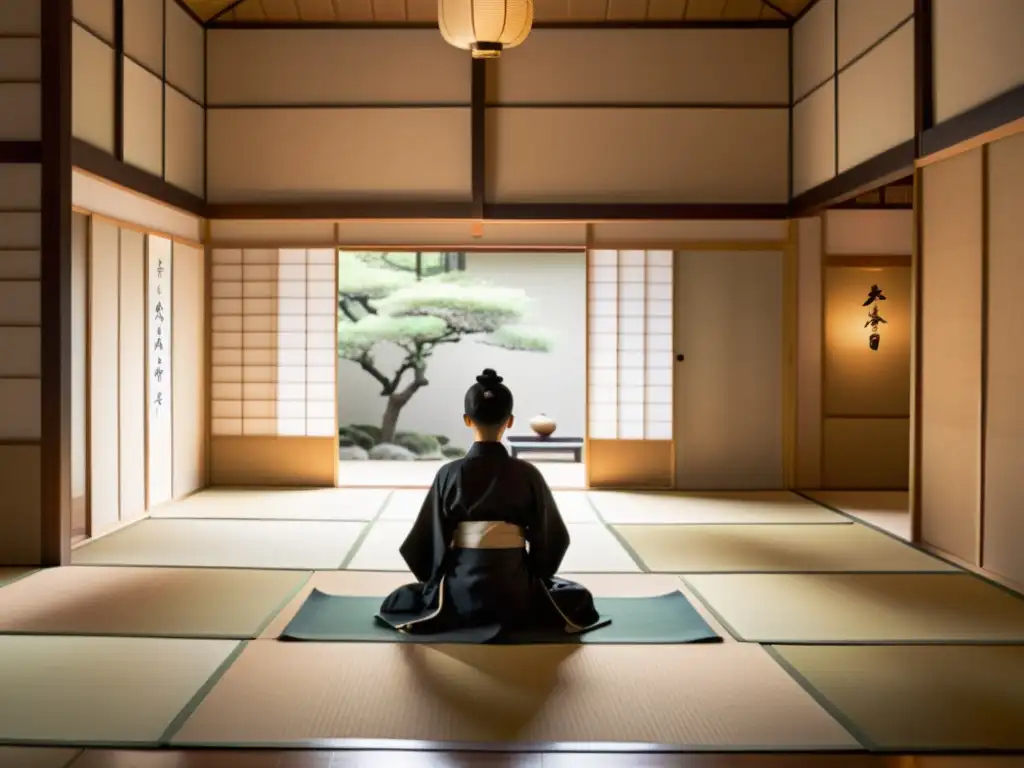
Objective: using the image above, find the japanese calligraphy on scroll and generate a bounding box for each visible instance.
[147,235,173,506]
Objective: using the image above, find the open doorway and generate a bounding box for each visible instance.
[336,250,588,489]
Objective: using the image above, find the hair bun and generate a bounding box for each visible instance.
[476,368,503,386]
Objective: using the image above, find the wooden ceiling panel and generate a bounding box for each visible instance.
[606,0,651,21]
[567,0,610,21]
[723,0,768,19]
[646,0,686,20]
[683,0,726,19]
[189,0,815,24]
[295,0,338,21]
[260,0,301,20]
[532,0,573,22]
[185,0,238,21]
[406,0,439,21]
[332,0,375,21]
[371,0,408,21]
[772,0,813,15]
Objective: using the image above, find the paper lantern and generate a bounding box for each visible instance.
[438,0,534,58]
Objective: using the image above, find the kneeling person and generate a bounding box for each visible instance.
[377,368,604,642]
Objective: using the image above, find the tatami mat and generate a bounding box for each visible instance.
[259,570,728,640]
[0,566,310,639]
[591,491,849,525]
[71,519,364,570]
[170,641,857,748]
[150,488,390,521]
[346,521,640,572]
[0,635,239,744]
[378,490,599,524]
[802,491,911,540]
[615,523,954,573]
[772,645,1024,750]
[685,572,1024,643]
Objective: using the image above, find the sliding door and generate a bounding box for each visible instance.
[673,250,784,490]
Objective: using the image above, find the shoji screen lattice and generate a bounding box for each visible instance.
[587,250,673,440]
[211,248,336,437]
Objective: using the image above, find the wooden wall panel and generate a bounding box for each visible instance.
[793,0,835,101]
[824,266,911,418]
[823,417,910,489]
[71,213,88,537]
[73,0,114,42]
[826,210,915,254]
[172,243,207,499]
[206,29,469,105]
[164,88,204,197]
[933,0,1024,123]
[206,108,472,203]
[71,22,114,153]
[210,436,337,486]
[0,38,40,81]
[88,218,120,536]
[796,216,823,489]
[0,50,41,560]
[118,229,147,523]
[792,85,836,195]
[0,212,40,247]
[837,20,914,173]
[0,83,40,140]
[165,0,204,103]
[982,130,1024,585]
[491,29,788,104]
[486,108,788,204]
[837,0,913,69]
[123,59,164,177]
[0,446,41,564]
[590,220,789,245]
[920,148,983,564]
[72,170,203,243]
[123,0,163,76]
[588,440,673,490]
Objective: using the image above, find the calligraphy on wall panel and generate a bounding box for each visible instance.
[147,234,173,506]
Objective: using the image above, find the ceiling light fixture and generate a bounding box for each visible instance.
[438,0,534,59]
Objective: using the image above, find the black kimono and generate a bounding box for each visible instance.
[377,441,605,642]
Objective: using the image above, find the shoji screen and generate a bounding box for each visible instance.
[587,249,675,488]
[210,248,337,486]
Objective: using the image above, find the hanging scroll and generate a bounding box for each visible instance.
[147,235,173,507]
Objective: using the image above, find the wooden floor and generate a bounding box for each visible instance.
[12,750,1024,767]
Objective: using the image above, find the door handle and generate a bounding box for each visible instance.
[676,353,685,362]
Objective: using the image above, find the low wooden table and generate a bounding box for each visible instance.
[507,436,584,463]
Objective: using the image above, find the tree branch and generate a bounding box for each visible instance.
[357,352,394,394]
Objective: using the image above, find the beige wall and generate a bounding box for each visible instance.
[796,209,913,490]
[72,0,205,197]
[792,0,915,195]
[917,129,1024,587]
[206,27,788,205]
[0,2,42,565]
[932,0,1024,123]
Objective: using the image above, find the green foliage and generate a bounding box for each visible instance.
[337,313,449,356]
[352,424,382,443]
[442,445,467,459]
[433,434,450,446]
[394,432,442,456]
[338,425,375,451]
[482,324,556,352]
